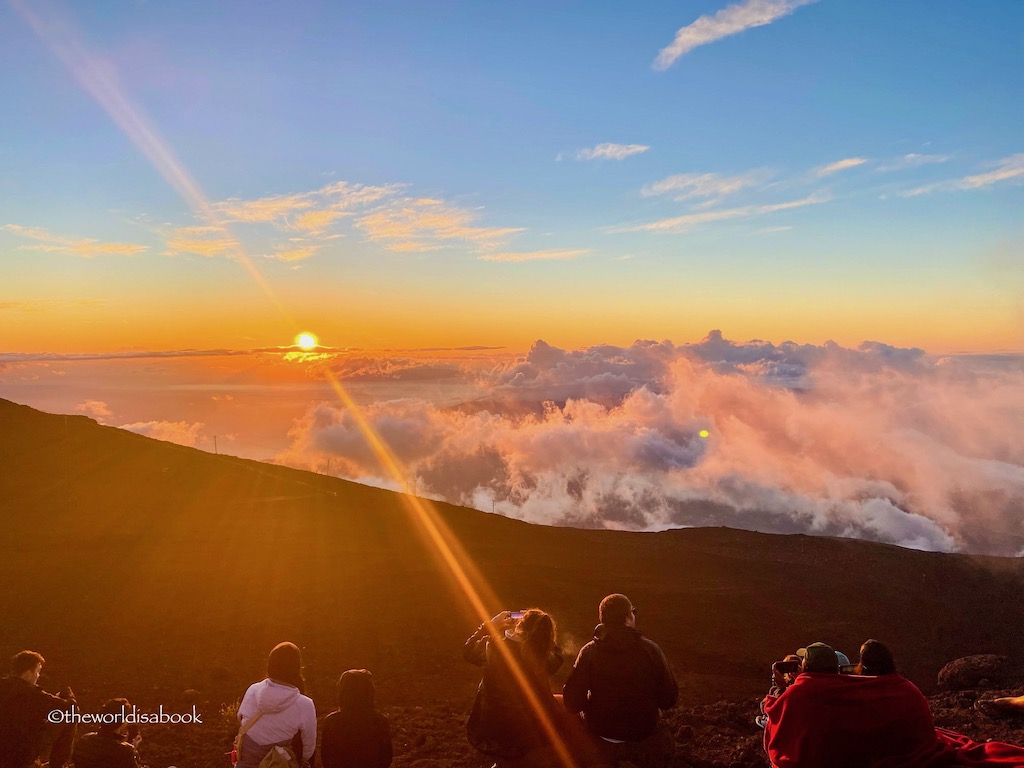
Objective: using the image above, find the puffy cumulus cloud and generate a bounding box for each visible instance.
[328,355,470,382]
[120,419,205,447]
[654,0,818,70]
[76,400,112,421]
[277,332,1024,555]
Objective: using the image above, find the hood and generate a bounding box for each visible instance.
[253,679,300,714]
[593,623,643,650]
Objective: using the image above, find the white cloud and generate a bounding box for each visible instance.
[654,0,818,70]
[478,248,590,263]
[575,143,650,161]
[901,154,1024,197]
[876,153,951,172]
[641,171,766,204]
[613,192,828,234]
[815,157,868,176]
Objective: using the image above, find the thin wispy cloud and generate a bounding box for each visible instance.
[164,227,238,258]
[815,157,868,176]
[877,153,951,172]
[612,192,828,234]
[356,200,522,253]
[478,248,590,263]
[654,0,818,71]
[1,224,147,258]
[265,246,319,263]
[641,171,767,205]
[574,143,650,161]
[901,153,1024,197]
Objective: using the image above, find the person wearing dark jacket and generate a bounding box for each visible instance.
[70,698,141,768]
[563,594,678,768]
[320,669,392,768]
[463,609,568,767]
[0,651,75,768]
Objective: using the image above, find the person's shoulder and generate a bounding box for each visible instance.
[297,693,316,712]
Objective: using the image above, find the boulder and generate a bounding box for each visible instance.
[938,655,1012,690]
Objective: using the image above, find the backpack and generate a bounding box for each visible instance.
[257,745,299,768]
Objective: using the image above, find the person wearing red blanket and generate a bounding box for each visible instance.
[763,642,1024,768]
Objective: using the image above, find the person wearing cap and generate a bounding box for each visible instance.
[562,594,678,768]
[762,641,945,767]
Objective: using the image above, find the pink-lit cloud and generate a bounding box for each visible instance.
[276,333,1024,555]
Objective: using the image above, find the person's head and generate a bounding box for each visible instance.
[97,698,131,736]
[11,651,44,684]
[337,669,376,714]
[797,642,839,673]
[599,594,636,628]
[267,642,304,692]
[514,609,557,671]
[859,639,896,675]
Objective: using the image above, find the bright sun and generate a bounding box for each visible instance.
[295,332,318,351]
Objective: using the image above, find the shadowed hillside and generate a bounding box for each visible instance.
[2,397,1023,766]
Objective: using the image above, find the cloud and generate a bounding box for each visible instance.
[815,157,868,176]
[876,153,951,172]
[2,224,147,258]
[164,227,238,258]
[653,0,818,70]
[901,154,1024,197]
[356,201,522,253]
[478,248,590,263]
[612,192,828,234]
[265,246,318,263]
[278,333,1024,554]
[641,171,766,204]
[76,399,112,421]
[121,419,205,447]
[574,143,650,161]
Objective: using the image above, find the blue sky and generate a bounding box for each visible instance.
[1,0,1022,352]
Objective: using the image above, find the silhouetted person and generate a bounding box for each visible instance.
[464,609,568,767]
[235,642,316,768]
[563,594,678,768]
[857,639,896,676]
[0,651,75,768]
[320,669,392,768]
[71,698,141,768]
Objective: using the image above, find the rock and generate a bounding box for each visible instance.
[938,655,1011,691]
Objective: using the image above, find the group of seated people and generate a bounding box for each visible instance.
[5,605,1024,768]
[760,640,1024,768]
[0,646,393,768]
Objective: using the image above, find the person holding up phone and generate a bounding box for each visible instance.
[462,609,567,767]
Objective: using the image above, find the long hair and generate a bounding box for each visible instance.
[516,609,556,676]
[267,642,305,693]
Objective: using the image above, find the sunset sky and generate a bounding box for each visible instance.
[2,0,1021,355]
[2,1,1023,551]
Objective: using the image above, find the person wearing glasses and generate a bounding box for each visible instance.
[563,594,678,768]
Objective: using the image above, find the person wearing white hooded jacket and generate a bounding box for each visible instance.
[236,642,316,768]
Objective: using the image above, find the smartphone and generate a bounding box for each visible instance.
[839,664,859,675]
[773,660,801,676]
[509,611,524,620]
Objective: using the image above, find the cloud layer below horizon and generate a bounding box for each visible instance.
[272,332,1024,556]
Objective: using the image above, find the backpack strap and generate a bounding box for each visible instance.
[238,710,264,739]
